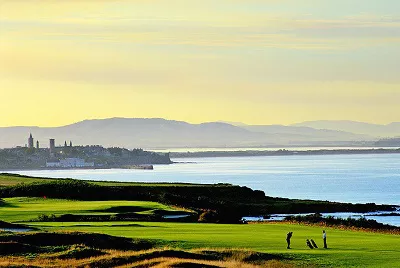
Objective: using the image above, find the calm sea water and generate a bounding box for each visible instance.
[14,154,400,205]
[153,146,395,153]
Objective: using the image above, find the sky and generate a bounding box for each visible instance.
[1,0,400,127]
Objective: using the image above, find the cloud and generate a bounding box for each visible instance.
[2,0,400,52]
[1,1,400,91]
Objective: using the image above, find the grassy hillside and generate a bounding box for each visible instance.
[0,173,52,186]
[24,222,400,268]
[1,174,395,220]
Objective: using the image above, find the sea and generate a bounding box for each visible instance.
[11,152,400,226]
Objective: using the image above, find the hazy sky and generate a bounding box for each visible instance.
[1,0,399,126]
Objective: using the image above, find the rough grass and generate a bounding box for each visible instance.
[0,247,292,268]
[55,245,107,260]
[0,231,292,268]
[0,197,187,222]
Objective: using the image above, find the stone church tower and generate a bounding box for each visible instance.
[28,133,34,149]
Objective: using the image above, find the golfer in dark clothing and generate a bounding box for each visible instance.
[286,232,293,249]
[323,230,327,248]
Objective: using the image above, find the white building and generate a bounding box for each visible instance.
[46,161,61,168]
[46,158,94,168]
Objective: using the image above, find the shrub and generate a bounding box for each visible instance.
[198,210,219,223]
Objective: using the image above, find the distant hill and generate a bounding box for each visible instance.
[292,120,400,137]
[0,118,376,149]
[375,138,400,147]
[242,125,372,142]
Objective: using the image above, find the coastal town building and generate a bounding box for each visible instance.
[0,134,171,170]
[46,158,94,168]
[49,139,55,153]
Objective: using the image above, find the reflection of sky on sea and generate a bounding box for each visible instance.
[244,210,400,227]
[14,154,400,205]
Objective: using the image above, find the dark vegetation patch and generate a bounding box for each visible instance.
[285,213,400,233]
[92,205,149,213]
[0,242,40,255]
[32,211,197,223]
[152,209,191,216]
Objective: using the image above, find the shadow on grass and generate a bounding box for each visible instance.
[0,231,155,250]
[0,199,17,207]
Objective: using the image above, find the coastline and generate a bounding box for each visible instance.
[171,148,400,158]
[0,164,157,172]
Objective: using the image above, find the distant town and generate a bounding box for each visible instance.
[0,134,172,170]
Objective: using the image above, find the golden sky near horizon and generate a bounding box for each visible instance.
[1,0,400,126]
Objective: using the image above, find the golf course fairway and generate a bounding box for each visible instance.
[26,221,399,267]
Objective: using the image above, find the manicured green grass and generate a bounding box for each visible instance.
[26,221,400,268]
[0,197,183,222]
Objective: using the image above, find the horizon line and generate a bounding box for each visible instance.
[0,117,398,128]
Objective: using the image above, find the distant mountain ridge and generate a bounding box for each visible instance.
[292,120,400,137]
[0,118,395,149]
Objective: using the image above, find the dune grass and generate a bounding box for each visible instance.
[0,246,292,268]
[0,197,184,222]
[24,221,400,268]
